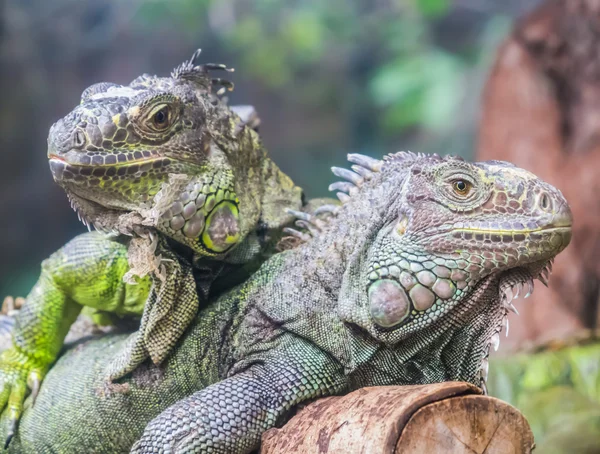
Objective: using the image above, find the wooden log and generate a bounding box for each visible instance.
[261,382,534,454]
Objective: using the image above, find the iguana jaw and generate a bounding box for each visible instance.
[365,224,571,334]
[48,155,171,210]
[364,204,571,331]
[53,158,242,255]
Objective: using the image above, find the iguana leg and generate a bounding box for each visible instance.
[131,339,346,454]
[104,243,199,382]
[0,232,151,443]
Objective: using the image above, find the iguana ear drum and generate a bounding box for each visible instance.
[201,201,240,253]
[368,280,411,328]
[159,182,241,254]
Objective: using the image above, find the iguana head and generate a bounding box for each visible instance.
[47,50,300,256]
[317,152,572,387]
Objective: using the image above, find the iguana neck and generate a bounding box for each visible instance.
[212,112,303,236]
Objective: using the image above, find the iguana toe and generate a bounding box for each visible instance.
[27,370,42,406]
[4,400,21,449]
[1,296,24,317]
[0,348,47,446]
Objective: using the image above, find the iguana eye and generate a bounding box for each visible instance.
[452,180,472,196]
[152,106,170,130]
[132,97,181,142]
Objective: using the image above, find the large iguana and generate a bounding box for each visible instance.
[0,49,316,443]
[1,152,572,453]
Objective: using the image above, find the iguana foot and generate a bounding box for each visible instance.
[0,347,47,448]
[0,297,23,351]
[1,297,24,317]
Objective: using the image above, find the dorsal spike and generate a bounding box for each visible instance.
[384,150,445,164]
[384,151,416,162]
[285,209,312,222]
[328,181,357,195]
[172,49,205,80]
[331,167,363,187]
[314,205,339,216]
[347,153,383,172]
[171,49,235,96]
[351,165,374,180]
[337,192,351,203]
[189,48,202,64]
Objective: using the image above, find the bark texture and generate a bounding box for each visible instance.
[261,382,534,454]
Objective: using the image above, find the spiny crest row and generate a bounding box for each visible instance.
[383,151,465,163]
[284,151,466,242]
[332,151,465,204]
[171,49,236,95]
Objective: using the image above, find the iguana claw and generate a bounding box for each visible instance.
[0,348,47,447]
[5,416,16,449]
[0,295,46,447]
[27,370,41,406]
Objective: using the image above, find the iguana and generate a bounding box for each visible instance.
[1,152,572,453]
[0,49,319,443]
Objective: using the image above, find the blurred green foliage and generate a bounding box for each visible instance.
[490,341,600,454]
[135,0,510,141]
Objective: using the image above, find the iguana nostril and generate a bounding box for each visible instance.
[538,193,551,212]
[72,129,86,149]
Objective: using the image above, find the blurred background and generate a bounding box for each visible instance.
[2,1,600,451]
[0,0,539,299]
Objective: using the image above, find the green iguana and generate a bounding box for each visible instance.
[0,49,316,444]
[1,152,572,453]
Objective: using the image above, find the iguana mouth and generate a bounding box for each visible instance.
[49,156,172,177]
[48,156,170,219]
[453,225,571,235]
[426,223,572,240]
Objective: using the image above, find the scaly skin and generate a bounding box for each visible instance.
[0,152,572,453]
[0,50,305,441]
